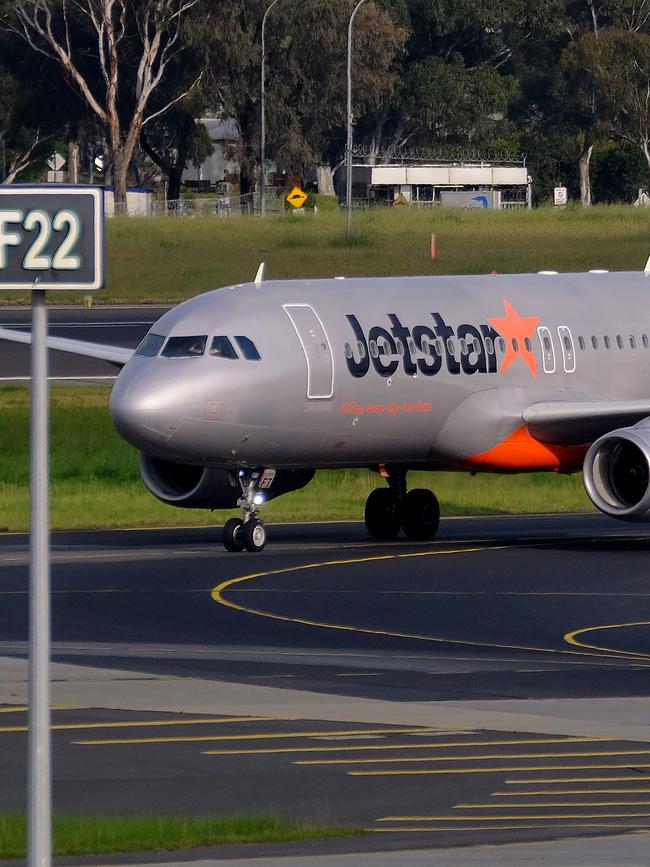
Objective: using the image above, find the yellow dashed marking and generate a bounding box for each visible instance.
[456,801,650,808]
[0,716,276,734]
[494,789,650,796]
[370,822,650,832]
[350,762,650,777]
[74,725,435,746]
[203,736,600,757]
[295,748,650,766]
[377,812,650,821]
[506,775,650,784]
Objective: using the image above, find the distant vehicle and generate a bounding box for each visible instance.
[3,265,650,552]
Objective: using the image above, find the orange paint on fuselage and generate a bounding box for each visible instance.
[462,426,587,473]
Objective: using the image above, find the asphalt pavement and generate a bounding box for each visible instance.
[0,304,167,380]
[1,514,650,861]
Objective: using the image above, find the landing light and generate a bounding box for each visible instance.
[253,493,266,506]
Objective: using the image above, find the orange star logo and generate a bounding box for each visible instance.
[488,298,540,377]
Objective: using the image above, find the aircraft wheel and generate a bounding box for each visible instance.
[242,518,266,552]
[365,488,401,540]
[223,518,245,552]
[402,489,440,541]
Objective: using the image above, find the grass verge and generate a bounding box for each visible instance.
[0,205,649,305]
[0,386,593,533]
[0,814,362,858]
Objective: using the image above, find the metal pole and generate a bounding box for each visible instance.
[261,0,281,217]
[346,0,369,237]
[28,286,52,867]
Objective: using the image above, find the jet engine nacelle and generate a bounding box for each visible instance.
[139,454,314,510]
[583,421,650,521]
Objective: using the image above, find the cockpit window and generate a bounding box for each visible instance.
[209,336,238,359]
[161,335,207,358]
[135,332,165,357]
[235,336,261,360]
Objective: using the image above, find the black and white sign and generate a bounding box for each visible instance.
[0,186,104,291]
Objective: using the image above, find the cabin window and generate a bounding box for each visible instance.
[235,336,261,360]
[344,342,353,359]
[434,338,443,356]
[208,336,237,359]
[162,335,207,358]
[524,337,532,351]
[459,338,468,355]
[591,336,598,349]
[446,337,456,355]
[407,337,416,356]
[136,332,165,357]
[357,340,367,358]
[577,336,585,350]
[629,335,636,350]
[604,335,611,349]
[395,338,405,356]
[511,337,519,352]
[543,336,551,353]
[497,337,506,353]
[616,334,624,350]
[484,336,494,354]
[644,334,649,349]
[369,340,379,358]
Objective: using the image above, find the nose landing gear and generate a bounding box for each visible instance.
[364,467,440,542]
[223,468,271,552]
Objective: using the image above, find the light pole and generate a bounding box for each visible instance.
[346,0,369,236]
[261,0,281,216]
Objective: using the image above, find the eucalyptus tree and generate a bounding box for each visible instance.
[2,0,203,202]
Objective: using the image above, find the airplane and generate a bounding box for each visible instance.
[3,262,650,553]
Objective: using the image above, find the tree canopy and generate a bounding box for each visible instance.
[0,0,648,203]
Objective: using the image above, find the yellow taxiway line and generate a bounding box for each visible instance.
[349,762,650,777]
[73,725,436,746]
[0,716,277,734]
[202,736,602,757]
[294,747,650,766]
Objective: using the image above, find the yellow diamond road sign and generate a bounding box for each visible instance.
[287,186,308,208]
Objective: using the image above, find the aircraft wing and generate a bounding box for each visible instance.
[0,326,133,367]
[523,399,650,445]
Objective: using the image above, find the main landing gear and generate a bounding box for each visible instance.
[223,468,269,553]
[365,467,440,541]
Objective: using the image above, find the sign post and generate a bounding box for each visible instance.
[0,186,104,867]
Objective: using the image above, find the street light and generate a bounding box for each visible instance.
[261,0,281,216]
[346,0,369,236]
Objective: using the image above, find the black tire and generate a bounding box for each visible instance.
[242,518,266,552]
[364,488,402,540]
[223,518,244,552]
[402,489,440,541]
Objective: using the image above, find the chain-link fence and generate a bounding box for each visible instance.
[110,189,289,217]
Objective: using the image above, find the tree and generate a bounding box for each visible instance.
[3,0,202,202]
[593,29,650,173]
[559,34,616,204]
[0,65,51,183]
[205,0,406,196]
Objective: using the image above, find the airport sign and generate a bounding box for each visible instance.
[0,186,104,291]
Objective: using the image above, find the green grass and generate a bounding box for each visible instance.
[0,387,593,532]
[1,205,649,305]
[0,814,362,858]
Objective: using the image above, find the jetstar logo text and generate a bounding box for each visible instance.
[344,300,540,379]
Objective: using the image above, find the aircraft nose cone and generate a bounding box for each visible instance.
[109,365,180,451]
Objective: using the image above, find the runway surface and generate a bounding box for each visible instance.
[1,513,650,856]
[0,305,167,380]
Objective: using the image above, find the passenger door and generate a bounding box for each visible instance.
[283,304,334,399]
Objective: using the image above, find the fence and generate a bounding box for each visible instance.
[110,189,288,217]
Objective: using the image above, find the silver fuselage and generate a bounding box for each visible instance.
[109,272,650,472]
